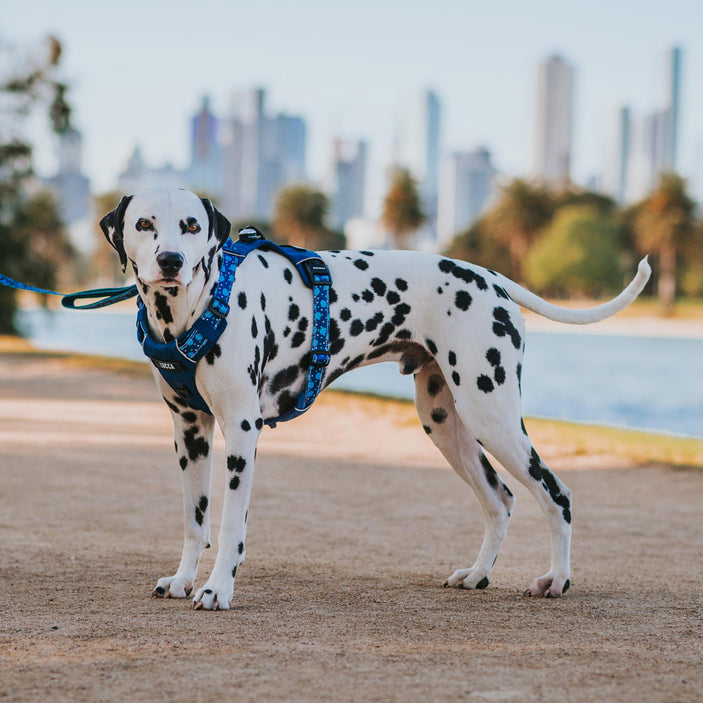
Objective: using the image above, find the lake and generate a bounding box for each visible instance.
[17,307,703,440]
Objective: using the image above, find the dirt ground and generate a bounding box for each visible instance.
[0,351,701,702]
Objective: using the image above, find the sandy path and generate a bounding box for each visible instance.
[0,352,701,702]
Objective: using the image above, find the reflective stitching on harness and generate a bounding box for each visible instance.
[137,234,331,425]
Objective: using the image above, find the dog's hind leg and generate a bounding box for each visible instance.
[153,402,215,600]
[414,363,515,590]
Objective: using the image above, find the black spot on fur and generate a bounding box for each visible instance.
[232,565,238,578]
[276,390,297,417]
[260,292,267,311]
[494,284,510,300]
[517,363,523,394]
[270,365,299,394]
[241,420,251,432]
[230,475,240,490]
[205,343,221,366]
[238,292,247,309]
[425,338,438,356]
[493,307,522,350]
[291,331,306,348]
[257,254,269,268]
[423,425,432,435]
[452,371,461,386]
[227,455,247,473]
[370,278,387,296]
[455,290,472,311]
[164,398,181,414]
[153,292,173,324]
[183,427,209,461]
[163,329,174,343]
[238,542,244,554]
[448,351,457,366]
[360,250,374,256]
[361,289,374,303]
[288,303,300,321]
[251,316,258,338]
[255,418,264,430]
[431,408,448,424]
[350,320,364,336]
[179,456,188,470]
[528,449,571,523]
[284,268,293,284]
[396,329,412,340]
[477,375,495,393]
[427,374,445,396]
[354,259,369,270]
[329,319,345,355]
[365,312,384,332]
[391,302,411,327]
[395,278,408,291]
[480,454,499,488]
[475,577,489,590]
[340,308,352,322]
[386,290,401,305]
[194,495,208,526]
[182,411,197,424]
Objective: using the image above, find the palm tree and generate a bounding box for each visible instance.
[483,178,554,281]
[632,172,695,315]
[381,168,426,249]
[273,184,342,250]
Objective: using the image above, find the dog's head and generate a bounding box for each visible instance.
[100,187,231,286]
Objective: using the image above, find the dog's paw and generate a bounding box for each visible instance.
[523,573,570,598]
[192,579,234,611]
[442,568,490,590]
[152,575,194,599]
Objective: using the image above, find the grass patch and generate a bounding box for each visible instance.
[525,416,703,468]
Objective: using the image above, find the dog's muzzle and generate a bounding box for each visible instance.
[157,251,185,279]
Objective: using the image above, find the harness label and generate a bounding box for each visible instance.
[153,359,185,372]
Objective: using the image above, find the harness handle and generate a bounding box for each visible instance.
[61,285,138,310]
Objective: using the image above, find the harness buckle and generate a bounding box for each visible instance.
[302,259,331,286]
[238,226,264,243]
[208,297,229,319]
[310,349,331,367]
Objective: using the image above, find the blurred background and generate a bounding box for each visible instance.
[1,0,702,437]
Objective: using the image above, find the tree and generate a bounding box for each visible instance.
[443,215,513,275]
[273,184,344,250]
[631,172,696,315]
[482,178,555,282]
[523,205,625,298]
[1,35,74,333]
[381,168,426,249]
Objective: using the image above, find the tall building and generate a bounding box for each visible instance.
[43,126,93,252]
[533,55,574,184]
[188,95,221,197]
[602,106,631,203]
[220,88,306,221]
[117,144,184,194]
[329,139,367,230]
[624,46,683,201]
[397,89,441,237]
[437,147,497,247]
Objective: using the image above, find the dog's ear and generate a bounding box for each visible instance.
[100,195,133,273]
[200,198,231,247]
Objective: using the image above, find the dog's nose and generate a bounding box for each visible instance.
[157,251,184,278]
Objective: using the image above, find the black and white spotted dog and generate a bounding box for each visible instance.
[101,186,651,610]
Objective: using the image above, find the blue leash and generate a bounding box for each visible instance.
[0,272,138,310]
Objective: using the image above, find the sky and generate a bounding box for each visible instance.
[4,0,703,214]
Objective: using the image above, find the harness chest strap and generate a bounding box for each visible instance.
[137,233,331,427]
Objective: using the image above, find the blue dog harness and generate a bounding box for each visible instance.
[136,228,332,427]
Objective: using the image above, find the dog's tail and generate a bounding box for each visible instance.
[498,257,651,325]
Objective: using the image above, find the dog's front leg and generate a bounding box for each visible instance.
[153,406,215,600]
[192,415,260,611]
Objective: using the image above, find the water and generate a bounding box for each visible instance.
[16,308,703,439]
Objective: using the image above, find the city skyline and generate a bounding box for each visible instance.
[6,0,703,211]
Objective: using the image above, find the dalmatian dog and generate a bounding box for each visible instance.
[100,186,651,610]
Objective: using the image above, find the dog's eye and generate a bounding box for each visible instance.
[188,222,201,234]
[136,218,154,231]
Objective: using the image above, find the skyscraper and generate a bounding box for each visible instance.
[533,55,574,184]
[397,89,441,237]
[188,95,221,198]
[437,148,497,247]
[602,106,631,203]
[329,139,367,230]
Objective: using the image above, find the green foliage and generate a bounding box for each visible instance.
[524,206,625,297]
[381,168,426,248]
[1,35,74,333]
[273,184,345,250]
[444,216,513,275]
